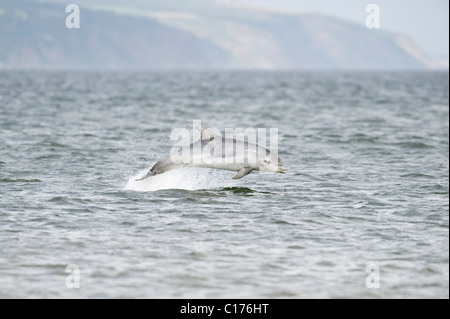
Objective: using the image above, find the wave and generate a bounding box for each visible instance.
[0,178,42,183]
[124,166,235,192]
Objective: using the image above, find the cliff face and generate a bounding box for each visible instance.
[0,0,230,70]
[0,0,431,70]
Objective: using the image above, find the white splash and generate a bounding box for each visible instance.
[124,166,234,192]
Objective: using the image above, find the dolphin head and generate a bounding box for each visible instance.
[258,152,287,174]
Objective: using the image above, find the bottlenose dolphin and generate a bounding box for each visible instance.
[136,126,287,181]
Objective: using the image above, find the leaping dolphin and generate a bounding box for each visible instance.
[136,126,287,181]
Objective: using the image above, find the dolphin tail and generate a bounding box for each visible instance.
[135,171,156,181]
[135,157,183,181]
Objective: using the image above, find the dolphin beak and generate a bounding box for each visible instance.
[278,167,287,174]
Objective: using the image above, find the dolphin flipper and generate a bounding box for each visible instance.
[232,167,253,179]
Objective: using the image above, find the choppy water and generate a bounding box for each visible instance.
[0,71,448,298]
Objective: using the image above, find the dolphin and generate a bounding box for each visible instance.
[135,126,287,181]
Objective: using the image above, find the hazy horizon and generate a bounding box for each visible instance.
[216,0,449,59]
[0,0,448,70]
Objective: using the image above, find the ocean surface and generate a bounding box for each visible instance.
[0,71,448,298]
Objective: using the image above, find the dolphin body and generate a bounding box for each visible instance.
[136,127,287,181]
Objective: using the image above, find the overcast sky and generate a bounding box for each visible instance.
[218,0,449,58]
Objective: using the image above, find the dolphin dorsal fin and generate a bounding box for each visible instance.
[196,126,218,141]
